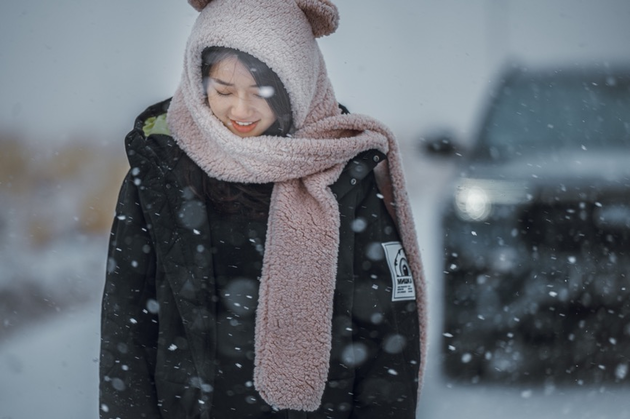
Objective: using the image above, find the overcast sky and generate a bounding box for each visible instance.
[1,0,629,148]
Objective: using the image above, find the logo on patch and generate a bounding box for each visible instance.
[381,241,416,301]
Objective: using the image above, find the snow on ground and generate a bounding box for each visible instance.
[418,374,630,419]
[0,303,101,419]
[422,380,630,419]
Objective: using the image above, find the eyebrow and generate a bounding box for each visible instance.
[211,78,258,89]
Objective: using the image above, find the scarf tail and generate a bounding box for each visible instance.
[254,178,341,411]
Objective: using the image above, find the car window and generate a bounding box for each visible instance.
[474,72,630,161]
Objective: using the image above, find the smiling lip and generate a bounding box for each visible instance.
[230,119,259,134]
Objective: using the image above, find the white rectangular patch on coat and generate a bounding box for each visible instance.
[381,241,416,301]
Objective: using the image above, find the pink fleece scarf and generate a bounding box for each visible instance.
[167,0,427,411]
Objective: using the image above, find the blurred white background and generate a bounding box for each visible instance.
[1,1,629,418]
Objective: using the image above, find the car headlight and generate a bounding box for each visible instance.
[453,178,531,222]
[455,184,492,221]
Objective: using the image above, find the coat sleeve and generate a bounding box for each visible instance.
[99,171,162,419]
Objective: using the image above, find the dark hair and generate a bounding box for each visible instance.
[186,47,293,218]
[201,46,293,136]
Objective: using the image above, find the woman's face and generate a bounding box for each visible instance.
[206,56,277,137]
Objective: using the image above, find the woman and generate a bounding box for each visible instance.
[100,0,427,418]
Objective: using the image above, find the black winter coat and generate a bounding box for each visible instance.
[100,100,421,419]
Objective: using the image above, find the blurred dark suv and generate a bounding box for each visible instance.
[428,64,630,385]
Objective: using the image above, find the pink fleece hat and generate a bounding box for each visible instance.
[182,0,340,130]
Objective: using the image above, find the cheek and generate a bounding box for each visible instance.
[261,103,276,121]
[207,96,225,117]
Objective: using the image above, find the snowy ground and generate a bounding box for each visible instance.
[1,152,629,419]
[0,303,101,418]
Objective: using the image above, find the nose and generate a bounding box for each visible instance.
[230,95,254,119]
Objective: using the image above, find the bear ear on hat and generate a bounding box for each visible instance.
[295,0,339,38]
[188,0,212,12]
